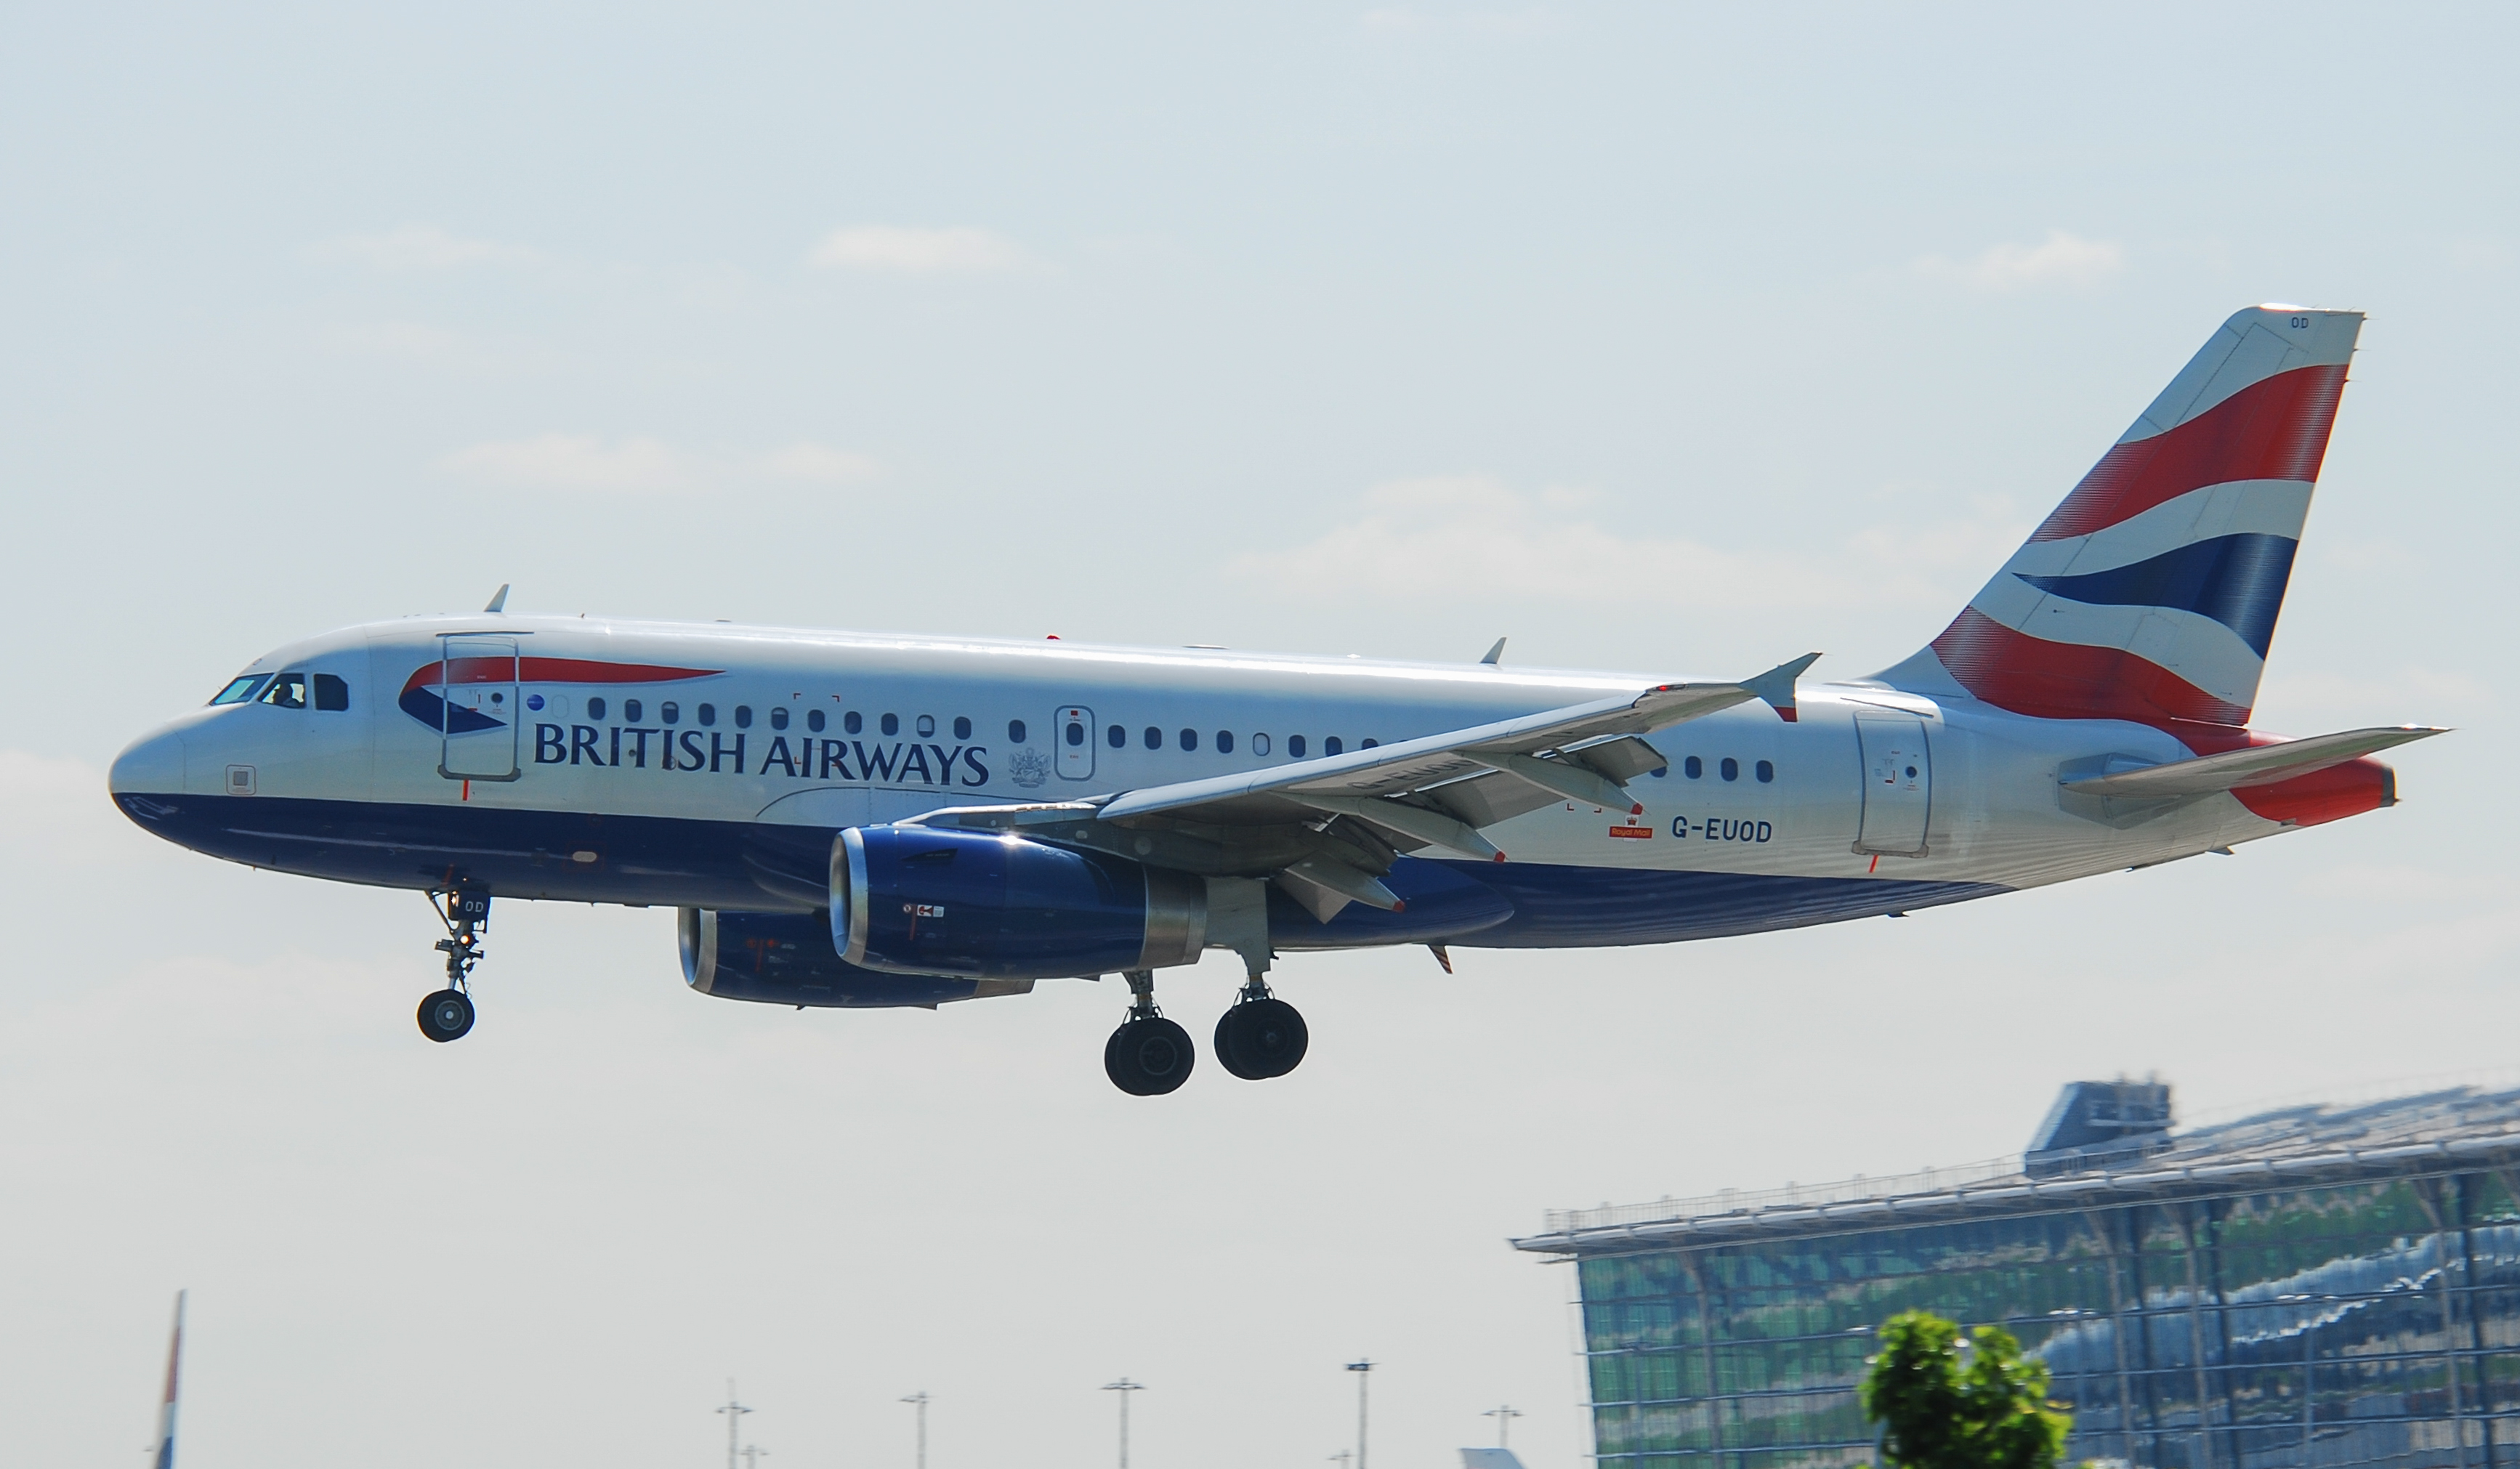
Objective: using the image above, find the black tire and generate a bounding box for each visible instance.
[418,989,475,1043]
[1103,1016,1195,1096]
[1213,1008,1266,1081]
[1218,997,1307,1079]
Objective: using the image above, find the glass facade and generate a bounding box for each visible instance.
[1570,1168,2520,1469]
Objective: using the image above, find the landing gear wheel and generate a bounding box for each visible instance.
[418,988,475,1043]
[1104,1016,1195,1096]
[1215,997,1307,1080]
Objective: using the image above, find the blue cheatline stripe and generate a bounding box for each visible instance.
[2014,532,2298,657]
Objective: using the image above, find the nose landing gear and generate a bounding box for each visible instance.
[1104,969,1195,1096]
[418,886,488,1043]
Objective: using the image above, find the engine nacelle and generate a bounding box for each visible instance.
[679,907,1035,1008]
[833,825,1206,980]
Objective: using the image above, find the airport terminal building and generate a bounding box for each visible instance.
[1514,1080,2520,1469]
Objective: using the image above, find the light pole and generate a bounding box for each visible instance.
[741,1447,771,1469]
[1102,1377,1144,1469]
[718,1382,752,1469]
[902,1391,930,1469]
[1485,1405,1524,1449]
[1346,1361,1375,1469]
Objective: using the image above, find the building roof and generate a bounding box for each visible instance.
[1513,1078,2520,1258]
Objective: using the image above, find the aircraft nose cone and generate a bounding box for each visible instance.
[109,725,186,796]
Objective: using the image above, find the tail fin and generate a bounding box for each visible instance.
[1881,305,2362,729]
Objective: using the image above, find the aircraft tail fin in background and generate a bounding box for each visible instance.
[1877,305,2363,729]
[153,1290,185,1469]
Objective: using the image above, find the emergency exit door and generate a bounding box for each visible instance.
[439,636,522,781]
[1056,707,1096,780]
[1854,713,1931,857]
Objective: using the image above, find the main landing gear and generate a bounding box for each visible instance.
[1215,976,1307,1081]
[1104,971,1195,1096]
[418,886,489,1043]
[1102,968,1309,1096]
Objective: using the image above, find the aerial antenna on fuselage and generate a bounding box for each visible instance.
[482,583,510,614]
[1479,637,1507,666]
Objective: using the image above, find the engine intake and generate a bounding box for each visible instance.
[833,825,1206,980]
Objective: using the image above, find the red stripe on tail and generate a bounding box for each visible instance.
[2032,364,2347,542]
[1931,608,2252,727]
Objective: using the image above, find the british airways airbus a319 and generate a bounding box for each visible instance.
[109,307,2442,1094]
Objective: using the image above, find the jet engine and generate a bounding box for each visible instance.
[678,907,1034,1008]
[832,825,1206,980]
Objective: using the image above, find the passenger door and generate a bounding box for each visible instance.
[439,636,522,781]
[1055,706,1096,780]
[1853,714,1931,857]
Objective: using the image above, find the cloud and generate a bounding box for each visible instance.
[1232,476,2028,612]
[1917,229,2124,291]
[443,434,692,492]
[760,442,882,483]
[312,224,540,270]
[443,435,884,493]
[810,225,1031,274]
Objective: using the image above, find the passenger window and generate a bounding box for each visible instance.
[1756,759,1774,783]
[807,709,826,732]
[735,706,753,729]
[662,703,681,726]
[1324,736,1344,756]
[1720,757,1738,782]
[1253,733,1270,756]
[1179,729,1198,751]
[1216,731,1234,753]
[1107,724,1126,748]
[259,673,309,709]
[916,714,934,737]
[881,713,900,736]
[844,711,862,734]
[1684,756,1703,779]
[625,699,644,722]
[954,716,972,741]
[1144,727,1162,749]
[589,696,608,721]
[314,674,350,711]
[1288,735,1307,758]
[1009,719,1028,744]
[770,706,788,730]
[1066,719,1084,747]
[698,703,716,727]
[209,674,270,705]
[1361,738,1377,749]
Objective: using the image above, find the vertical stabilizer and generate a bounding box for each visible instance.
[153,1290,185,1469]
[1878,306,2362,729]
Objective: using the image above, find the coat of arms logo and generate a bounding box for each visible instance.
[1008,748,1051,789]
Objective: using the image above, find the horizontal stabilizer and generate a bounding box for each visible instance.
[2061,725,2446,800]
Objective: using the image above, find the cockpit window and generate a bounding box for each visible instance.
[259,672,309,709]
[209,675,271,705]
[314,673,350,711]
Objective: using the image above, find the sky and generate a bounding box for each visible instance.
[3,4,2517,1468]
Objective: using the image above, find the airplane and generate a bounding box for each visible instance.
[108,305,2442,1095]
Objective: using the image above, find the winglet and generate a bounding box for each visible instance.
[1480,637,1508,666]
[1744,653,1821,722]
[483,583,511,614]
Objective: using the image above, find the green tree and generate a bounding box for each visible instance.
[1859,1310,2071,1469]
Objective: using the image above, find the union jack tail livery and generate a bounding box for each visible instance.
[1885,305,2361,732]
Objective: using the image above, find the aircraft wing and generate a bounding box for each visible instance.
[2061,725,2447,801]
[908,652,1818,916]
